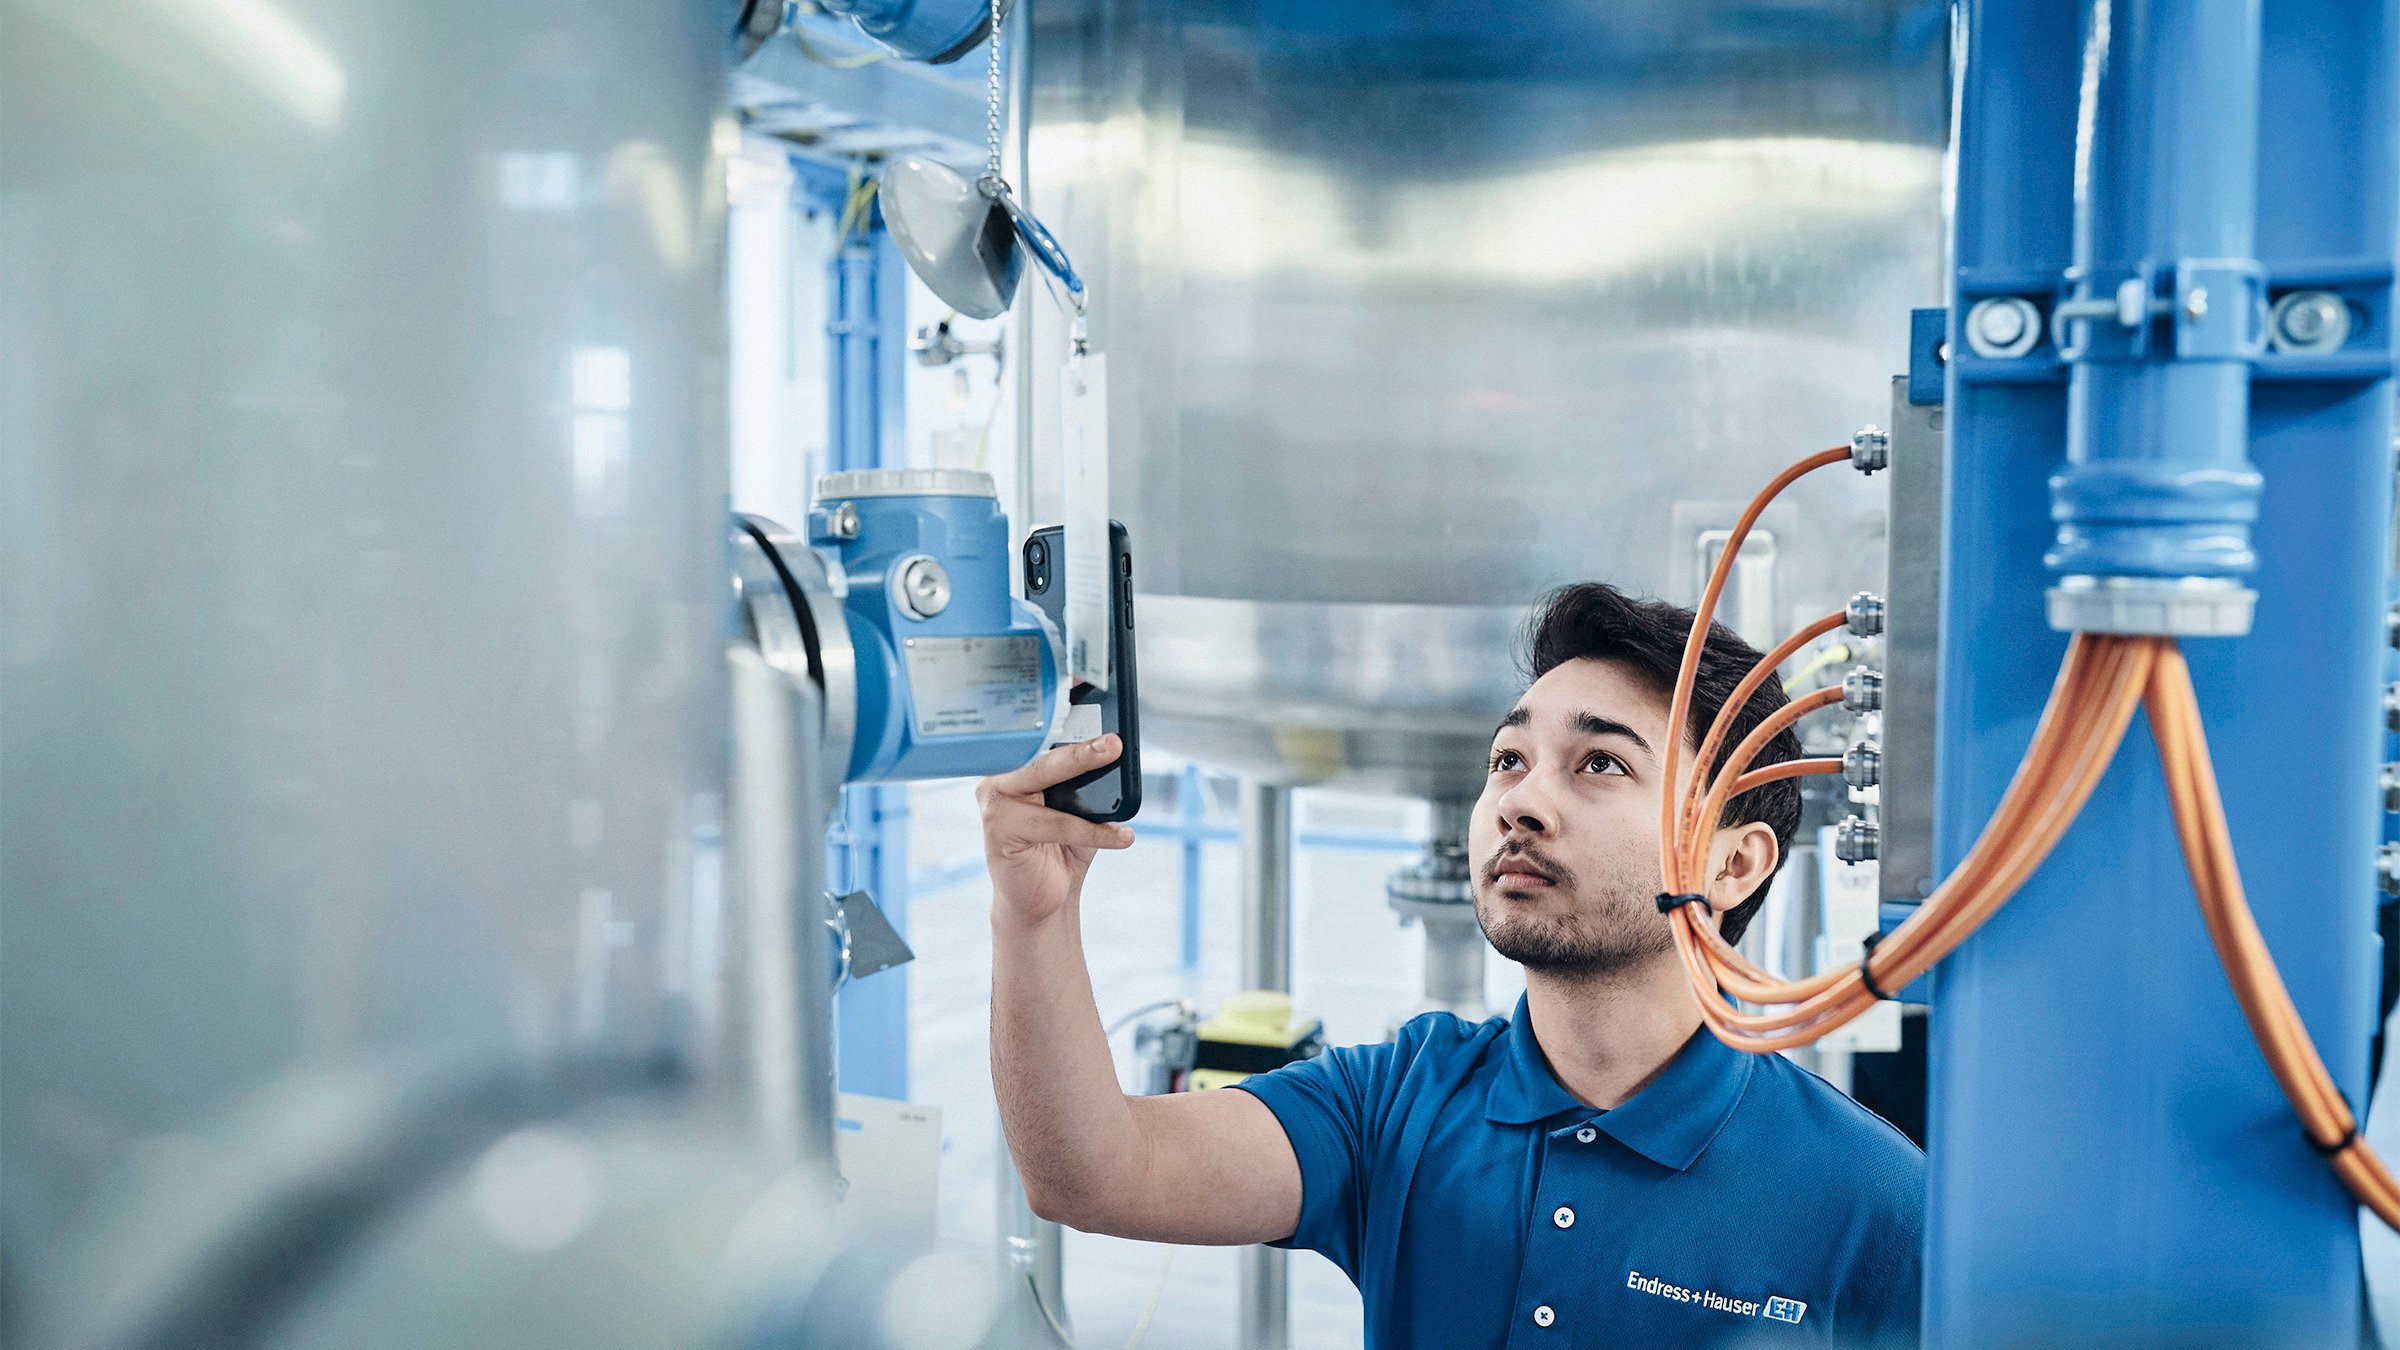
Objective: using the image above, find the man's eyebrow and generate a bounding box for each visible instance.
[1573,711,1653,756]
[1495,707,1530,737]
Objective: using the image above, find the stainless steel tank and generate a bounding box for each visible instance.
[0,0,750,1333]
[1021,1,1947,799]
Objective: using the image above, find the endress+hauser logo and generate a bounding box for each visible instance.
[1625,1271,1809,1326]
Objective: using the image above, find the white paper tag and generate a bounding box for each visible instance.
[1061,350,1111,690]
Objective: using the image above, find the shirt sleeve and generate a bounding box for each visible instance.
[1227,1015,1443,1281]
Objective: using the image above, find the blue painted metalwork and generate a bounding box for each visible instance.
[1908,306,1948,406]
[1929,0,2396,1342]
[813,166,919,1103]
[808,483,1060,783]
[2045,0,2265,589]
[813,0,994,65]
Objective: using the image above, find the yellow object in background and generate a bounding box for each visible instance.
[1186,990,1325,1092]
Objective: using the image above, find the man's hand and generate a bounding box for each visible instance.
[977,734,1135,926]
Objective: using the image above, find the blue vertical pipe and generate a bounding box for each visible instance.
[1930,1,2395,1343]
[818,174,916,1102]
[2047,0,2265,590]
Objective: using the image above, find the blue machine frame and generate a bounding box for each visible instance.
[1931,1,2397,1342]
[798,162,918,1103]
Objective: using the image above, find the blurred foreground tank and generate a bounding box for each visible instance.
[0,2,981,1344]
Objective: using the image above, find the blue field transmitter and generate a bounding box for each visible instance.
[730,469,1063,786]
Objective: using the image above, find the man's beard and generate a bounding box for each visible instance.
[1474,841,1678,977]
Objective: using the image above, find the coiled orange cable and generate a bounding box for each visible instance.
[1657,443,2398,1224]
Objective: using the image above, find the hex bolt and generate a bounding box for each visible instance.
[1842,666,1884,714]
[2381,843,2400,898]
[2384,682,2400,733]
[894,556,952,620]
[1850,425,1889,475]
[1964,296,2043,359]
[1844,742,1882,790]
[1846,592,1886,637]
[2388,602,2400,650]
[829,501,861,541]
[1835,816,1880,866]
[2271,290,2351,355]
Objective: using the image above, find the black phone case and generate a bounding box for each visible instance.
[1024,522,1142,822]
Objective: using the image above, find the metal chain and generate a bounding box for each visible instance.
[984,0,1003,184]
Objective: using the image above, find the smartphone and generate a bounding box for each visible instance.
[1024,521,1142,822]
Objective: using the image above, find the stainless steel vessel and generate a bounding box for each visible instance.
[1023,1,1947,798]
[0,1,756,1336]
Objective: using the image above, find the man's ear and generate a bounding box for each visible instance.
[1704,820,1780,918]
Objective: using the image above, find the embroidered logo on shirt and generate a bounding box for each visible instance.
[1625,1271,1807,1325]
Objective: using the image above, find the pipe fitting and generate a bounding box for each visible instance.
[1842,666,1884,713]
[1845,591,1886,637]
[1844,742,1882,790]
[1850,425,1889,475]
[1835,816,1879,865]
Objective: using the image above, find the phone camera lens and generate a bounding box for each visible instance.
[1027,539,1049,569]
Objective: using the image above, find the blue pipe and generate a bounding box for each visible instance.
[2046,0,2265,609]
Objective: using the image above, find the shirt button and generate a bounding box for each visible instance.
[1575,1127,1597,1143]
[1533,1305,1556,1327]
[1553,1205,1575,1229]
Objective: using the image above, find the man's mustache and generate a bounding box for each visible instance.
[1481,841,1572,890]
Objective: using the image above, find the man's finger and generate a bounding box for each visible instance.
[983,734,1121,799]
[987,798,1136,852]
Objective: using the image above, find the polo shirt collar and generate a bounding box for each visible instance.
[1483,993,1756,1172]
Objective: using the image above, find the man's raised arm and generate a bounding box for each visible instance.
[980,736,1302,1245]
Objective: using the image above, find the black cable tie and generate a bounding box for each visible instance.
[1859,930,1894,1001]
[1655,892,1706,915]
[2307,1099,2362,1158]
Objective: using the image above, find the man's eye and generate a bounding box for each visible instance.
[1489,749,1523,773]
[1583,753,1627,776]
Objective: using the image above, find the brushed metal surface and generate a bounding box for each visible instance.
[0,0,732,1303]
[1022,1,1947,792]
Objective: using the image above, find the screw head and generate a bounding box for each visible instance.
[894,556,952,619]
[1963,297,2042,359]
[2271,290,2351,354]
[1973,300,2026,347]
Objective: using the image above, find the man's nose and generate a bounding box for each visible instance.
[1494,777,1556,837]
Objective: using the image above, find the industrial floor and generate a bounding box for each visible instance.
[900,769,1529,1349]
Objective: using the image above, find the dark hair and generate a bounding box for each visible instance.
[1520,582,1802,945]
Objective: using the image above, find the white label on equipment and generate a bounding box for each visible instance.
[904,636,1044,738]
[1061,351,1111,690]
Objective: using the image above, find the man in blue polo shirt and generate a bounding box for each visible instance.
[979,582,1924,1347]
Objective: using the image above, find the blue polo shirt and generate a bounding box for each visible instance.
[1232,996,1923,1348]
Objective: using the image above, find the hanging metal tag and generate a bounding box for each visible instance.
[1060,331,1111,690]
